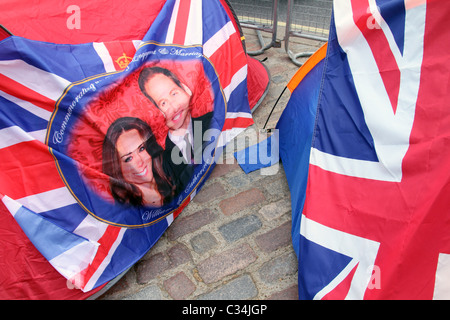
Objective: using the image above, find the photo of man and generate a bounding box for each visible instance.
[138,65,214,194]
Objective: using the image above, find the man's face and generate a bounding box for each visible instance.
[144,73,192,131]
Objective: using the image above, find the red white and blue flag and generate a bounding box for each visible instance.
[0,0,253,295]
[278,0,450,299]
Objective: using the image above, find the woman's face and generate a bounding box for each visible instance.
[116,129,154,185]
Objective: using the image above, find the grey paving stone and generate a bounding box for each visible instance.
[197,274,257,300]
[259,252,298,284]
[190,231,218,254]
[196,243,257,284]
[218,214,262,243]
[123,284,162,300]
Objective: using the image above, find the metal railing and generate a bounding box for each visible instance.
[229,0,281,55]
[285,0,332,65]
[229,0,332,65]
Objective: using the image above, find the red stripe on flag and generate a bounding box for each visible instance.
[0,74,56,113]
[222,116,254,131]
[322,263,359,300]
[0,141,65,199]
[78,225,122,289]
[102,41,137,71]
[173,195,190,219]
[208,33,247,89]
[172,0,191,45]
[351,0,401,113]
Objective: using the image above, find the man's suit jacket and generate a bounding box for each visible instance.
[162,111,213,196]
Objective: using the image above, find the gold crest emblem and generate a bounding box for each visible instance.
[115,53,133,69]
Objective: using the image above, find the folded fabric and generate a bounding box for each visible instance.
[234,131,279,174]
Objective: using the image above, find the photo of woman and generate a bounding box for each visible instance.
[102,117,175,207]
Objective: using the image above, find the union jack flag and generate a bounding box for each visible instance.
[0,0,253,294]
[279,0,450,299]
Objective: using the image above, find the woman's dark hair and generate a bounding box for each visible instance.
[102,117,174,206]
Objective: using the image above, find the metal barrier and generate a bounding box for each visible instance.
[285,0,333,66]
[229,0,332,65]
[229,0,281,55]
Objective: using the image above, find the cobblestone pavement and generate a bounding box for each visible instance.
[99,28,325,300]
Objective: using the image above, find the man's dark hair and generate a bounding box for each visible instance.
[138,66,184,108]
